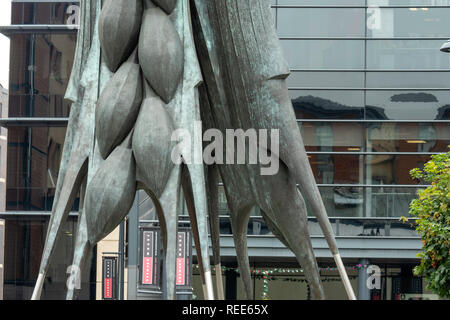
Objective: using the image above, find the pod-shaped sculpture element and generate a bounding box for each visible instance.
[139,7,184,103]
[85,146,136,245]
[96,59,142,159]
[99,0,143,72]
[153,0,177,14]
[133,83,175,198]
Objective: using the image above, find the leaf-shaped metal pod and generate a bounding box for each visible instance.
[85,143,136,245]
[95,51,142,159]
[99,0,143,72]
[138,7,184,103]
[133,82,175,198]
[153,0,177,14]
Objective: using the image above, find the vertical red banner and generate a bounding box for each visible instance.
[102,257,116,300]
[142,257,153,285]
[176,232,186,286]
[142,231,155,286]
[176,258,186,286]
[104,278,112,299]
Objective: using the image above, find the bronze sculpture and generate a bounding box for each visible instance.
[31,0,357,300]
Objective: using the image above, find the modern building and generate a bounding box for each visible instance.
[0,84,8,212]
[0,0,449,300]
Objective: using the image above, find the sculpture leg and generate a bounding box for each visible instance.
[32,155,89,300]
[66,176,92,300]
[206,165,224,300]
[158,166,182,300]
[266,79,356,300]
[258,165,326,300]
[66,230,92,300]
[181,166,213,300]
[229,204,254,300]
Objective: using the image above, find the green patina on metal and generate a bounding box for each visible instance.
[32,0,356,301]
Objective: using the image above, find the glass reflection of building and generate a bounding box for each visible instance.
[0,0,449,300]
[0,1,89,300]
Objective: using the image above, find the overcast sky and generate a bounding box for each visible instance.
[0,0,11,89]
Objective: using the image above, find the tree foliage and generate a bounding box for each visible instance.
[408,148,450,298]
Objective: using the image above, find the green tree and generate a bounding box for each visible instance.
[407,148,450,298]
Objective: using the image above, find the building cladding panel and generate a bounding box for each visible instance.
[0,0,449,300]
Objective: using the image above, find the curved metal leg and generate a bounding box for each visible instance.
[206,165,224,300]
[229,204,254,300]
[158,166,182,300]
[259,165,326,300]
[32,156,89,300]
[181,165,214,300]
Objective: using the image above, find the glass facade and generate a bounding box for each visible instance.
[1,1,87,300]
[2,0,450,300]
[269,0,450,221]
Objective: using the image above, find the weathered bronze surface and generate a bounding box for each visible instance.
[32,0,356,301]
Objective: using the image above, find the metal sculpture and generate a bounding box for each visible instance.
[31,0,356,300]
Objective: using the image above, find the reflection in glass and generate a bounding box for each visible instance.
[366,91,450,120]
[291,90,365,120]
[11,2,79,25]
[367,40,450,70]
[9,33,76,117]
[368,0,450,7]
[299,122,365,152]
[6,127,79,211]
[2,217,95,300]
[367,8,450,38]
[8,94,71,118]
[309,154,362,184]
[216,216,417,237]
[367,154,432,185]
[368,122,450,153]
[366,72,450,89]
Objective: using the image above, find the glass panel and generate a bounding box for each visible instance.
[369,186,421,218]
[6,127,78,212]
[11,3,24,25]
[9,33,77,99]
[281,40,365,69]
[365,90,450,120]
[366,72,450,89]
[299,122,365,152]
[11,2,79,25]
[311,186,365,217]
[299,122,450,153]
[315,187,421,218]
[291,90,365,119]
[367,8,450,38]
[328,218,418,237]
[1,217,94,300]
[287,72,365,88]
[9,94,71,118]
[366,40,450,70]
[309,154,363,184]
[367,122,450,153]
[278,0,365,4]
[277,8,365,37]
[216,216,418,237]
[366,154,433,184]
[368,0,450,6]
